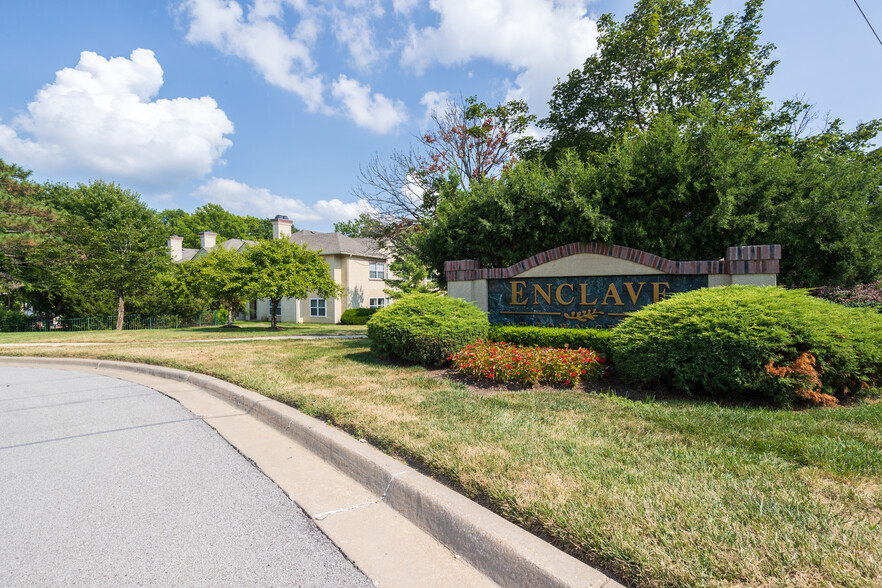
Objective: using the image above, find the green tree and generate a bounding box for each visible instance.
[130,262,210,318]
[242,239,343,329]
[416,154,611,281]
[542,0,775,156]
[40,180,169,329]
[418,109,882,287]
[767,128,882,285]
[161,203,275,248]
[591,109,775,260]
[383,251,441,299]
[0,160,55,304]
[190,246,252,326]
[333,213,384,239]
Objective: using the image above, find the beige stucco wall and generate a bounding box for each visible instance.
[345,256,391,311]
[448,279,488,312]
[708,274,777,287]
[515,253,666,278]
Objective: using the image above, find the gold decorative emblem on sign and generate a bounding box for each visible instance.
[564,310,603,322]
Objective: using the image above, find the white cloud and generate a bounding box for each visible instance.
[180,0,407,132]
[392,0,420,14]
[193,177,370,223]
[332,75,408,134]
[419,90,451,129]
[332,8,383,70]
[181,0,326,110]
[313,197,368,221]
[401,0,597,111]
[0,49,233,193]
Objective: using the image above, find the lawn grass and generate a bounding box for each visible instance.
[0,322,366,344]
[4,338,881,587]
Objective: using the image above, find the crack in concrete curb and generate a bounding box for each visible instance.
[312,470,412,521]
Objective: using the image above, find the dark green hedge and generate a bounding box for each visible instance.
[340,307,379,325]
[488,325,613,358]
[0,308,29,330]
[367,294,489,367]
[611,286,882,406]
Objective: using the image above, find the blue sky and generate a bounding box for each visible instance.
[2,0,880,232]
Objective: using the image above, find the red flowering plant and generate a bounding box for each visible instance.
[449,341,606,387]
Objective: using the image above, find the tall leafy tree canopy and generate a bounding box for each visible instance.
[39,180,169,328]
[420,107,882,287]
[542,0,775,156]
[161,203,275,248]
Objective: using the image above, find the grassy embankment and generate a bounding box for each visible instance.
[2,328,880,587]
[0,322,365,343]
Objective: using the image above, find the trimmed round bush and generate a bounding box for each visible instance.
[367,294,489,367]
[611,285,882,406]
[340,307,378,325]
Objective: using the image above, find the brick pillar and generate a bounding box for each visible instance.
[724,245,781,275]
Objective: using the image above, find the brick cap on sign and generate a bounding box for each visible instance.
[444,243,782,282]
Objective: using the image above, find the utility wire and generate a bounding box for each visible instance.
[852,0,882,49]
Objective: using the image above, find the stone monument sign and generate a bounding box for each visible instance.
[445,243,780,328]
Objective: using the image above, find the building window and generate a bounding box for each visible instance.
[310,298,326,317]
[369,297,389,309]
[369,262,386,280]
[272,300,282,316]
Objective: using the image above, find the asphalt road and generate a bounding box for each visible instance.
[0,366,374,587]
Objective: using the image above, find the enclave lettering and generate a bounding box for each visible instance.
[487,275,709,328]
[508,280,669,307]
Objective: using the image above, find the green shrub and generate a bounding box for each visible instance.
[340,307,378,325]
[450,341,605,387]
[0,308,29,330]
[611,286,882,406]
[367,294,489,367]
[488,325,614,358]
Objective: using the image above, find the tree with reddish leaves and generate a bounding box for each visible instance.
[418,96,535,193]
[353,96,535,295]
[355,95,535,228]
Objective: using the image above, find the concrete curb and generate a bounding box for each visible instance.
[0,356,624,588]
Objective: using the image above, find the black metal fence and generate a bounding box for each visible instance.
[2,311,225,332]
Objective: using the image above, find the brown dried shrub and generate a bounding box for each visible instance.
[765,352,838,407]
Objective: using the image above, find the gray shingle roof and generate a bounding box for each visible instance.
[289,230,386,259]
[219,238,255,252]
[190,238,255,260]
[175,232,386,262]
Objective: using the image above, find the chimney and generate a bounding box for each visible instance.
[199,231,217,250]
[168,235,183,262]
[272,215,293,240]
